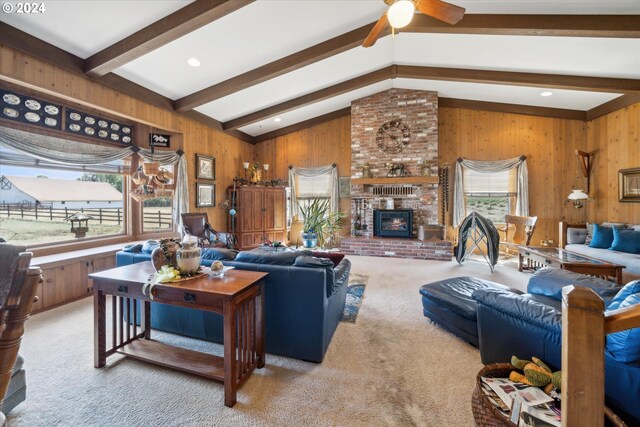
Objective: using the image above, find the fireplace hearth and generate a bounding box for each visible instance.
[373,209,413,238]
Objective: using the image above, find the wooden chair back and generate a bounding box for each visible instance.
[181,212,210,239]
[0,248,42,420]
[561,286,640,426]
[501,214,538,246]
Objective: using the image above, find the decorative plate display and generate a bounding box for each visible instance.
[44,105,59,115]
[122,127,131,134]
[3,108,19,118]
[3,94,20,105]
[1,89,62,130]
[24,112,41,123]
[25,99,41,110]
[65,108,133,145]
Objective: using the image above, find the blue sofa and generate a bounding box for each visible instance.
[472,268,640,426]
[116,244,351,363]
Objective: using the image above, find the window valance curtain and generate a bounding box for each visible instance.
[288,164,339,220]
[453,156,529,227]
[0,127,188,232]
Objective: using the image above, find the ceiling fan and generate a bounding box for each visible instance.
[363,0,466,48]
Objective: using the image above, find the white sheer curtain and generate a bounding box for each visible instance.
[453,156,529,227]
[288,164,339,221]
[137,148,188,234]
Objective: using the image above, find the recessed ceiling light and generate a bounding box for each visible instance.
[273,117,282,122]
[540,91,553,97]
[187,58,201,67]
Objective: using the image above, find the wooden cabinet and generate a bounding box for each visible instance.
[32,248,118,313]
[229,186,287,250]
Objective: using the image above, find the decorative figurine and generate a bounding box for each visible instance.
[385,162,408,177]
[362,163,373,178]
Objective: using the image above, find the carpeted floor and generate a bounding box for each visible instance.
[8,255,529,427]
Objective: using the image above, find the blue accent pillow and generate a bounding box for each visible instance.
[235,250,310,265]
[588,224,614,249]
[607,280,640,311]
[610,226,640,254]
[606,289,640,364]
[142,240,160,253]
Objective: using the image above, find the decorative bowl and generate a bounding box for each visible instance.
[208,266,234,279]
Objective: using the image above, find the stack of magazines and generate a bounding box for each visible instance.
[480,377,562,427]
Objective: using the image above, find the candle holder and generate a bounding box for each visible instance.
[263,163,269,181]
[243,161,250,180]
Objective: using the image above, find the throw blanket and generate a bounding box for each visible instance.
[456,212,500,268]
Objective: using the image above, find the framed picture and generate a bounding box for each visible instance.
[196,154,215,180]
[339,176,351,198]
[619,167,640,202]
[196,183,215,207]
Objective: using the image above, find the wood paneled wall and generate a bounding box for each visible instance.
[439,108,588,243]
[254,115,351,236]
[586,102,640,224]
[0,45,253,233]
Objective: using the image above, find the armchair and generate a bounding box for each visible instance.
[497,214,537,257]
[181,213,235,249]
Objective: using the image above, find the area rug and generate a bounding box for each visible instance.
[342,273,368,323]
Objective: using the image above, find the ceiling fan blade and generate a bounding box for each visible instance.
[416,0,466,25]
[362,14,389,48]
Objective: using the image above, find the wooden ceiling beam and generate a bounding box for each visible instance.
[223,66,396,130]
[174,23,377,112]
[0,23,255,144]
[585,94,640,121]
[253,107,351,143]
[404,14,640,38]
[85,0,255,77]
[438,98,587,120]
[396,65,640,94]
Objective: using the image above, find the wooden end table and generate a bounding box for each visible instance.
[517,246,624,285]
[90,262,267,407]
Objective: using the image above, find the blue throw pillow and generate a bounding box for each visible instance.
[201,248,238,261]
[606,291,640,364]
[610,226,640,254]
[588,224,614,249]
[235,250,310,265]
[607,280,640,311]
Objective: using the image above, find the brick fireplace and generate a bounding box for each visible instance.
[341,88,451,260]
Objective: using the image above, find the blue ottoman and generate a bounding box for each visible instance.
[419,277,520,347]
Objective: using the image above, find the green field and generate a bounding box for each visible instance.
[466,196,509,223]
[0,218,123,245]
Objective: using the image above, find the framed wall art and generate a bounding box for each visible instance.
[196,154,215,180]
[619,167,640,203]
[339,176,351,198]
[196,183,215,207]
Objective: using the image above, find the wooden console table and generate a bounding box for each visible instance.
[517,246,624,285]
[90,262,267,407]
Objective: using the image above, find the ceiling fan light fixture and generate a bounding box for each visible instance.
[387,0,415,29]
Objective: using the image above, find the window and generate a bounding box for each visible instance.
[464,169,516,223]
[142,197,173,232]
[295,174,331,219]
[0,146,127,246]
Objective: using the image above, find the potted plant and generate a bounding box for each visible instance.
[297,199,346,248]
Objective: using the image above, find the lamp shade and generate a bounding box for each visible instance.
[568,189,589,200]
[387,0,415,28]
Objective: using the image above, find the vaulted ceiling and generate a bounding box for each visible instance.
[2,0,640,143]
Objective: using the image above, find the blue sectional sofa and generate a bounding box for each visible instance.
[116,243,351,363]
[472,269,640,426]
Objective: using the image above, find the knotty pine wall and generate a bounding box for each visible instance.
[254,115,352,236]
[0,45,254,234]
[586,102,640,224]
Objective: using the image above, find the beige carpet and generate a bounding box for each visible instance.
[8,255,529,427]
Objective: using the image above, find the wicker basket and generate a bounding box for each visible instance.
[130,188,173,203]
[142,161,160,176]
[471,363,626,427]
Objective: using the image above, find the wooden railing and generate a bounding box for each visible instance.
[561,286,640,426]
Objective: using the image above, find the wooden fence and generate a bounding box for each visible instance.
[0,203,172,228]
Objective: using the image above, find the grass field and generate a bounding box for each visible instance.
[0,218,123,245]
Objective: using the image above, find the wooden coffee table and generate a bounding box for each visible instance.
[90,262,267,407]
[518,246,624,285]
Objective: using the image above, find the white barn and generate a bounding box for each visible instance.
[0,175,123,209]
